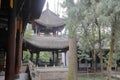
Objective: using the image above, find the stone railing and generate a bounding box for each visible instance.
[28,61,38,80]
[28,61,68,80]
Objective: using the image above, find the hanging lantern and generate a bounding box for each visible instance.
[10,0,13,8]
[0,0,1,8]
[20,21,22,33]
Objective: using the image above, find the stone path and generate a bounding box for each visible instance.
[0,73,28,80]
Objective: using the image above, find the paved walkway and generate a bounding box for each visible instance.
[0,73,28,80]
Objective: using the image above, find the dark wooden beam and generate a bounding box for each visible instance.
[0,23,7,27]
[0,15,8,19]
[5,1,16,80]
[0,10,8,15]
[0,18,8,24]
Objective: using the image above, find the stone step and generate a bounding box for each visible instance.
[0,73,28,80]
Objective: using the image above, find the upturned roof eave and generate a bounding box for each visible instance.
[34,9,65,28]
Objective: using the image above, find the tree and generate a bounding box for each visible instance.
[64,0,120,80]
[78,50,92,78]
[97,0,120,80]
[64,0,101,79]
[65,0,78,80]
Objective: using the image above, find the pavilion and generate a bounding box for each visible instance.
[23,3,69,66]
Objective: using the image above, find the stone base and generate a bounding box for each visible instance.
[38,67,68,80]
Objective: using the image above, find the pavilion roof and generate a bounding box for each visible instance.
[24,35,69,50]
[35,9,65,28]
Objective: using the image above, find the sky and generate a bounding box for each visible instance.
[26,0,66,31]
[43,0,66,18]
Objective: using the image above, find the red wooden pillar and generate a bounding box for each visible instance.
[15,18,23,78]
[5,1,16,80]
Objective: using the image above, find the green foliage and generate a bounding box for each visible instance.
[64,0,120,53]
[22,50,50,63]
[78,49,92,61]
[24,28,33,37]
[63,0,120,80]
[39,52,50,62]
[23,50,30,63]
[64,0,79,38]
[78,76,116,80]
[97,0,120,26]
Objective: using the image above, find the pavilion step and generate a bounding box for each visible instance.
[0,50,5,71]
[0,73,28,80]
[15,73,28,80]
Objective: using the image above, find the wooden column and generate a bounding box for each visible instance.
[36,52,39,66]
[65,52,67,66]
[5,1,16,80]
[30,52,33,61]
[77,58,79,70]
[15,29,23,79]
[22,51,23,61]
[56,51,59,65]
[52,51,55,65]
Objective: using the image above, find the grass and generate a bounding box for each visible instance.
[78,75,118,80]
[78,76,117,80]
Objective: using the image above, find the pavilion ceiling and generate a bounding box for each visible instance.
[0,0,45,49]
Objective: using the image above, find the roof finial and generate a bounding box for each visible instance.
[47,2,49,9]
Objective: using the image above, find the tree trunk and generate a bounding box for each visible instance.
[107,26,115,80]
[98,25,104,80]
[100,51,104,80]
[93,50,96,79]
[67,38,77,80]
[86,60,89,78]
